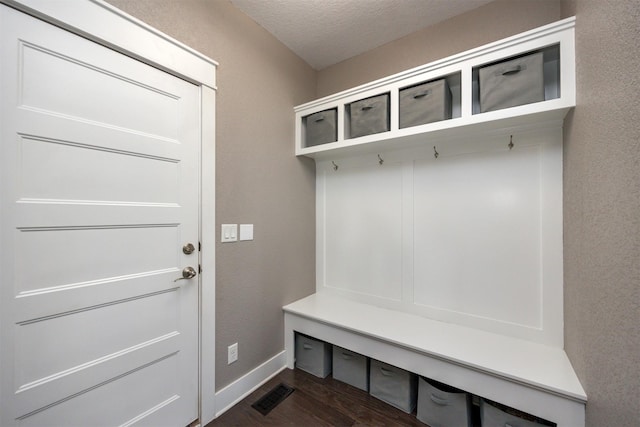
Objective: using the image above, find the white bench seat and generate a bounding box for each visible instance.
[284,293,586,426]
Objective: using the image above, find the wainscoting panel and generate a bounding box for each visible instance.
[413,145,543,329]
[321,161,404,303]
[316,127,563,347]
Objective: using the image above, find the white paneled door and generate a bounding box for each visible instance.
[1,6,200,426]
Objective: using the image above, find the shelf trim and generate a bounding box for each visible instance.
[301,105,571,160]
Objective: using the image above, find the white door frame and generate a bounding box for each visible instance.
[0,0,218,424]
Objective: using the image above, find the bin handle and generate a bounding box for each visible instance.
[430,394,449,406]
[361,105,374,111]
[341,352,353,360]
[380,367,393,376]
[504,424,514,427]
[303,343,313,350]
[413,90,431,99]
[314,115,325,122]
[500,65,524,76]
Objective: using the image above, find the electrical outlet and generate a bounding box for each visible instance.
[228,343,238,364]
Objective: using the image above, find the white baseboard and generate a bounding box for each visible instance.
[214,350,287,418]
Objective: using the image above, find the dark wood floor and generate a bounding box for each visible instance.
[205,368,428,426]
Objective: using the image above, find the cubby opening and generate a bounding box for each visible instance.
[398,72,461,130]
[344,92,390,139]
[472,44,560,114]
[301,107,338,148]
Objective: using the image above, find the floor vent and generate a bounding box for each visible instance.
[251,383,295,416]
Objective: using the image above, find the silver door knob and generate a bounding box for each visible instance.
[174,266,197,282]
[183,243,196,255]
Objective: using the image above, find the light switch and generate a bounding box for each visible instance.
[240,224,254,241]
[221,224,237,242]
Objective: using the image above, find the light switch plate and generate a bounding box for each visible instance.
[239,224,254,241]
[221,224,237,242]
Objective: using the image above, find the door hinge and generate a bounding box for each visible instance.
[198,241,201,252]
[198,264,202,274]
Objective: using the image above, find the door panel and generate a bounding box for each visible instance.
[1,5,199,426]
[16,290,180,386]
[17,354,185,427]
[19,27,183,140]
[19,136,181,203]
[16,226,179,292]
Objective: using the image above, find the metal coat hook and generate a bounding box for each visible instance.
[332,161,339,171]
[508,135,514,150]
[433,146,439,159]
[378,154,384,165]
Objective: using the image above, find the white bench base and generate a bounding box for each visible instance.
[284,293,586,427]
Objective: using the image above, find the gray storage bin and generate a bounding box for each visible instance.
[417,377,472,427]
[332,345,369,391]
[369,359,418,413]
[295,333,332,378]
[479,51,544,113]
[304,108,337,147]
[348,93,389,138]
[480,398,556,427]
[400,79,451,128]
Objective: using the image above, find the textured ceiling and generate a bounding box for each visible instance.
[229,0,494,70]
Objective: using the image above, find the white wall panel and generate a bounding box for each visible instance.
[413,146,543,329]
[322,162,403,301]
[317,128,564,346]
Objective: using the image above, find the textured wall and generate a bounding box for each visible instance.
[317,0,561,96]
[105,0,317,390]
[561,0,640,426]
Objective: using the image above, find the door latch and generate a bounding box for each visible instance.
[174,266,197,282]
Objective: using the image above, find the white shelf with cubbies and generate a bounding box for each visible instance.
[295,17,574,160]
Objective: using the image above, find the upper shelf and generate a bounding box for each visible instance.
[294,17,575,160]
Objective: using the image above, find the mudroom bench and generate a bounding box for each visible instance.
[283,293,586,427]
